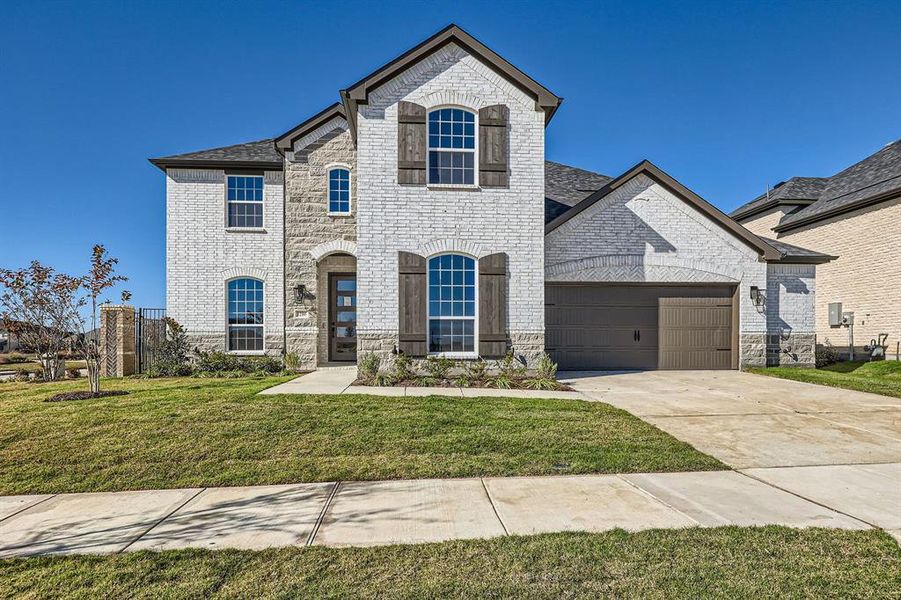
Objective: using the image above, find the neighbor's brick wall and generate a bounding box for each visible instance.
[284,123,357,368]
[738,207,787,238]
[166,168,284,353]
[355,42,546,362]
[765,263,816,366]
[775,198,901,357]
[545,173,772,367]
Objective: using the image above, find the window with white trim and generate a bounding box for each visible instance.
[328,168,351,214]
[227,175,264,228]
[428,108,475,185]
[428,254,476,353]
[227,278,264,351]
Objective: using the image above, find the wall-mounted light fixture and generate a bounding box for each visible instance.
[293,284,315,305]
[749,285,763,306]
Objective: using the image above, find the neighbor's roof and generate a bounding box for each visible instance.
[340,24,563,141]
[774,140,901,232]
[545,161,612,223]
[730,176,827,221]
[149,138,282,171]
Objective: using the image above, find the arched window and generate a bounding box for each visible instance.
[428,108,475,185]
[328,167,351,214]
[227,278,264,352]
[428,254,476,353]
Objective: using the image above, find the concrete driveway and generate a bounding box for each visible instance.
[562,369,901,536]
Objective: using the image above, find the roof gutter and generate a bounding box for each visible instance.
[773,189,901,233]
[148,158,284,173]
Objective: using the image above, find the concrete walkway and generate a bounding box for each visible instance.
[260,366,583,400]
[0,469,881,558]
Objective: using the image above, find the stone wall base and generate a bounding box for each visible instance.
[185,331,283,357]
[767,332,816,367]
[739,333,766,369]
[286,330,318,370]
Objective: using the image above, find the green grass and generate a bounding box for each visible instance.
[0,376,724,495]
[0,361,87,374]
[1,527,898,599]
[751,360,901,398]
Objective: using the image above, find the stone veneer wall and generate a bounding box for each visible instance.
[284,123,357,369]
[355,43,546,366]
[166,168,284,354]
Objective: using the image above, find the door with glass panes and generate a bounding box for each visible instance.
[329,274,357,361]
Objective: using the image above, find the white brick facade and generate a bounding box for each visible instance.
[166,168,284,353]
[355,43,546,357]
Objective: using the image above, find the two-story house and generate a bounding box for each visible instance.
[151,24,831,371]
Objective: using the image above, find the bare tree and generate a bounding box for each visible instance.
[0,262,83,380]
[80,245,128,394]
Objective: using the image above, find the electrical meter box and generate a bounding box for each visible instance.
[828,302,843,326]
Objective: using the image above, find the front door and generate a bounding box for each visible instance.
[329,274,357,362]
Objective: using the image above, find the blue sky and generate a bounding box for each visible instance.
[3,0,899,307]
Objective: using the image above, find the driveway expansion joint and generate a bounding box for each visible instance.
[480,478,510,536]
[307,481,340,546]
[119,488,207,553]
[0,494,57,525]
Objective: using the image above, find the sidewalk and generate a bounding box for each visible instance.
[0,470,877,558]
[259,367,584,399]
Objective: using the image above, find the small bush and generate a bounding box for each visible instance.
[66,368,82,379]
[374,372,395,387]
[7,352,27,363]
[816,343,839,368]
[463,359,488,381]
[524,377,559,391]
[284,352,302,372]
[13,368,30,382]
[453,374,472,387]
[491,374,513,389]
[496,351,525,378]
[194,351,283,375]
[358,353,380,383]
[416,376,437,387]
[424,356,454,380]
[535,353,558,380]
[150,318,193,377]
[392,353,413,380]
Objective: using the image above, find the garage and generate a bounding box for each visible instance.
[545,284,736,370]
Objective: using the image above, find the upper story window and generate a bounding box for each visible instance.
[328,168,351,214]
[428,254,476,354]
[227,278,264,352]
[227,175,264,228]
[428,108,475,185]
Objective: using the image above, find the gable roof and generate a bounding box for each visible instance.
[149,138,282,172]
[546,160,783,261]
[759,237,836,264]
[340,24,563,141]
[774,140,901,232]
[545,161,612,223]
[274,103,346,154]
[730,176,827,221]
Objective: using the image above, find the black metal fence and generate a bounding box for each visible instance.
[135,308,166,374]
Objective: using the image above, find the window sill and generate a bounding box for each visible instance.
[427,184,481,192]
[226,227,267,233]
[227,350,266,356]
[429,352,479,360]
[327,212,353,218]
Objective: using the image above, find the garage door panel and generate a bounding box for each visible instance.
[546,285,734,371]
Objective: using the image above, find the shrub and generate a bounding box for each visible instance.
[524,377,559,391]
[374,372,395,387]
[416,376,437,387]
[496,351,525,378]
[535,353,558,380]
[194,351,283,375]
[358,353,380,383]
[13,368,30,382]
[463,359,488,382]
[66,368,82,379]
[392,353,413,380]
[491,374,513,389]
[1,352,27,364]
[423,356,454,380]
[816,343,839,368]
[453,374,472,387]
[284,352,302,372]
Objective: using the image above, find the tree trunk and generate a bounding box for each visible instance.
[87,358,100,394]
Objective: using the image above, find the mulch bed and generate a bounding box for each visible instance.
[352,378,574,391]
[45,390,130,403]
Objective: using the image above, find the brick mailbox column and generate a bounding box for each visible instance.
[100,304,136,377]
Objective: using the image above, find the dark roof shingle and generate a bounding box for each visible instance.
[758,237,836,264]
[545,160,611,223]
[730,176,827,220]
[149,138,282,170]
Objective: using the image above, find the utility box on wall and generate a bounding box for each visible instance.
[828,302,843,327]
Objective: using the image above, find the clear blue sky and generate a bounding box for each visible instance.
[3,0,899,308]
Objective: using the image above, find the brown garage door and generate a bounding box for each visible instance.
[659,297,733,369]
[545,284,735,370]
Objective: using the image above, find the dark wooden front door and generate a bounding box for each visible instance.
[329,274,357,362]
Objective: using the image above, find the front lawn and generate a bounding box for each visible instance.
[751,360,901,398]
[1,527,897,598]
[0,377,723,495]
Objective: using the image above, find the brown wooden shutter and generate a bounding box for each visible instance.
[398,251,428,356]
[478,253,508,357]
[478,104,509,188]
[397,101,427,185]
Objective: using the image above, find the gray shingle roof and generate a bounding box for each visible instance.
[545,160,611,223]
[758,237,836,264]
[730,176,827,220]
[776,140,901,230]
[149,138,282,170]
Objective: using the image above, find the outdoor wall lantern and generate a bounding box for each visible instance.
[749,285,763,306]
[293,284,314,305]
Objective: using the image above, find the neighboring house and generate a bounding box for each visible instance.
[732,141,900,359]
[151,24,830,371]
